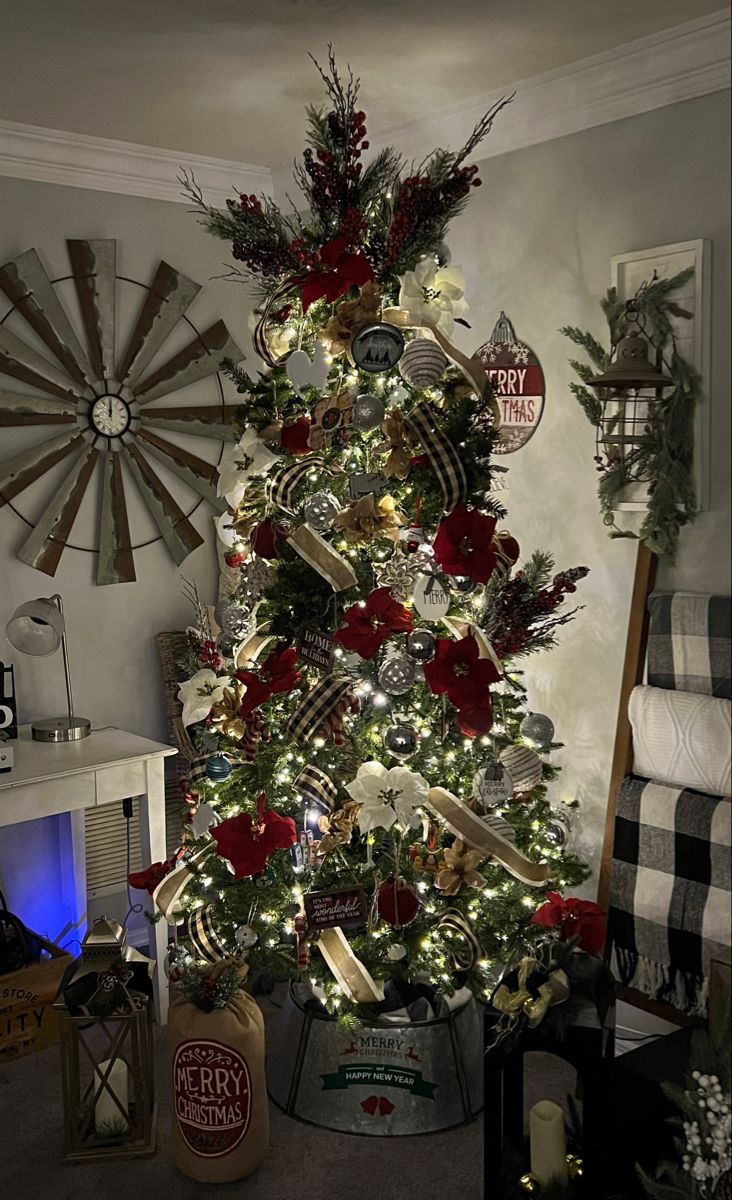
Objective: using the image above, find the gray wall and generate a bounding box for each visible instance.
[447,90,730,882]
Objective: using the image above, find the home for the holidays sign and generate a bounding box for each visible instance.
[475,312,545,454]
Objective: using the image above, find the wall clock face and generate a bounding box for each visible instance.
[0,240,243,584]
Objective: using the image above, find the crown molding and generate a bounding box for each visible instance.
[0,119,273,206]
[368,9,732,168]
[0,10,727,207]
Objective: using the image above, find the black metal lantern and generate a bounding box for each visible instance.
[588,304,674,485]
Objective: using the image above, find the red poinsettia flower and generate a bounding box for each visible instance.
[212,793,297,879]
[455,703,495,738]
[423,634,501,714]
[335,586,413,660]
[433,504,520,584]
[531,891,607,955]
[261,644,301,695]
[234,669,273,718]
[128,857,175,896]
[280,417,312,457]
[300,237,375,313]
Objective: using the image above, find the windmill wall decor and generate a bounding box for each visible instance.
[0,241,244,584]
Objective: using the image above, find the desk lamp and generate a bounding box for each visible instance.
[5,595,90,742]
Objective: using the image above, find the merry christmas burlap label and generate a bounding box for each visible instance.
[174,1040,252,1157]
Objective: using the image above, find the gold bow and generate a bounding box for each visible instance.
[318,282,383,359]
[332,493,404,545]
[492,957,569,1029]
[210,683,248,740]
[375,407,413,480]
[434,839,486,896]
[317,801,362,855]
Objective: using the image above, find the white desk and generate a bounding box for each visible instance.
[0,725,177,1024]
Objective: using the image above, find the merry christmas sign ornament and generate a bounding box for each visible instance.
[475,312,545,454]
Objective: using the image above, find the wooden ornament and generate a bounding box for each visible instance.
[398,339,448,389]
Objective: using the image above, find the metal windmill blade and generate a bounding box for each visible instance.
[0,240,244,584]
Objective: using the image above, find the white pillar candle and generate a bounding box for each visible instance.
[94,1058,129,1135]
[529,1099,568,1191]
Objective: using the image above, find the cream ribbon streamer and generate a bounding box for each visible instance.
[287,523,358,592]
[153,847,211,925]
[382,306,501,426]
[426,786,552,887]
[317,927,385,1004]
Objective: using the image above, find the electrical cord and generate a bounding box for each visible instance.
[122,797,144,930]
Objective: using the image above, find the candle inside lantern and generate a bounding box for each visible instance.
[94,1058,129,1136]
[529,1099,568,1191]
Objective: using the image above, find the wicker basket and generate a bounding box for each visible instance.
[155,631,199,765]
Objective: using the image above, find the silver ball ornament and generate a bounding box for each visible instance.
[520,712,555,750]
[303,491,340,533]
[406,629,436,663]
[448,574,478,595]
[545,808,571,848]
[384,722,420,760]
[378,655,420,695]
[398,339,448,389]
[352,393,386,432]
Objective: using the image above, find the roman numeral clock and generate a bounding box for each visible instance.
[0,241,243,584]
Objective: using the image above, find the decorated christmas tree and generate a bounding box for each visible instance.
[133,51,590,1018]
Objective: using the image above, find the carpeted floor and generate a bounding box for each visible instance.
[0,994,575,1200]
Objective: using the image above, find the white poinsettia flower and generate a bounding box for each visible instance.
[398,257,469,337]
[346,760,429,834]
[177,669,231,727]
[216,427,280,509]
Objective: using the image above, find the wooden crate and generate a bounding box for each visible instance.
[0,935,73,1062]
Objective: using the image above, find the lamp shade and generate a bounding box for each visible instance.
[5,598,65,657]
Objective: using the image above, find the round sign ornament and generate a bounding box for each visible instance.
[351,322,405,373]
[474,312,545,454]
[174,1039,252,1158]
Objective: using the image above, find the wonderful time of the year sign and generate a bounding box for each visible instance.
[475,312,545,454]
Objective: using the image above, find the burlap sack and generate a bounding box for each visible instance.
[169,961,269,1182]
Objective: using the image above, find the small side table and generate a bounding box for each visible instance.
[0,725,177,1024]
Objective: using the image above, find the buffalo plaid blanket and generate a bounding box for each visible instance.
[608,592,731,1015]
[608,774,731,1015]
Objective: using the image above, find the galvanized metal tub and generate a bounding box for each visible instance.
[266,984,483,1136]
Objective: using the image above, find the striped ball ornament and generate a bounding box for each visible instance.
[398,338,448,388]
[499,744,543,795]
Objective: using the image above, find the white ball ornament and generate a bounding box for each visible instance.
[378,655,420,696]
[398,339,448,389]
[499,744,544,794]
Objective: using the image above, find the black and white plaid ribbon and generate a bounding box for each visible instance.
[294,764,338,814]
[187,904,227,963]
[267,455,325,514]
[188,755,209,790]
[406,401,468,513]
[285,674,353,744]
[436,907,483,970]
[253,280,295,366]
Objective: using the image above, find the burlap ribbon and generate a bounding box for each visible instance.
[317,801,361,855]
[153,847,211,925]
[235,630,275,670]
[382,306,501,426]
[426,786,551,887]
[492,956,570,1029]
[287,524,358,591]
[317,926,384,1003]
[319,281,382,358]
